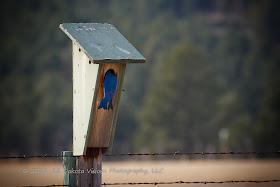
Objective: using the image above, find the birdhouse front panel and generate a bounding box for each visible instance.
[88,63,126,148]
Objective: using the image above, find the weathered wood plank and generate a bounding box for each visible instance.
[87,63,126,149]
[59,23,146,64]
[76,148,102,187]
[73,42,99,155]
[103,64,126,154]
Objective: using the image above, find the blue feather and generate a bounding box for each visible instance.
[98,70,117,110]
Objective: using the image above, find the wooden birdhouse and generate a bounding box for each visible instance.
[60,23,145,156]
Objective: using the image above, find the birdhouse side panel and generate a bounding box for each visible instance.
[88,63,126,148]
[73,42,99,156]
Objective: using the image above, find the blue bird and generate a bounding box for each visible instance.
[98,70,117,110]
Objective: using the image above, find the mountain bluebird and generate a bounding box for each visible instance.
[98,70,117,110]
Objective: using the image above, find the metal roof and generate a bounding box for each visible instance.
[60,23,146,64]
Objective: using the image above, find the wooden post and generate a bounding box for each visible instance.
[76,148,102,187]
[62,151,76,186]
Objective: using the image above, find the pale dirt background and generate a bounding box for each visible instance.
[0,159,279,187]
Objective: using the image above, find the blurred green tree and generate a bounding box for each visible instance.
[136,40,220,152]
[0,0,279,157]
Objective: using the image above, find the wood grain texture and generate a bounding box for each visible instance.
[76,148,102,187]
[87,63,126,148]
[102,64,126,154]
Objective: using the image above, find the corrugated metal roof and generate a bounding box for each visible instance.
[60,23,146,64]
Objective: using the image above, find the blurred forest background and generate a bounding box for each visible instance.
[0,0,279,157]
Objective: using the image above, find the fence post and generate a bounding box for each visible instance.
[62,151,76,186]
[76,148,102,187]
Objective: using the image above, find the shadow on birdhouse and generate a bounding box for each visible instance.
[60,23,145,155]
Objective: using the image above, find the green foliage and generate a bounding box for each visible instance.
[0,0,279,156]
[136,40,220,152]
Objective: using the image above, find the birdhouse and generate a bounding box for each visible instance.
[60,23,145,156]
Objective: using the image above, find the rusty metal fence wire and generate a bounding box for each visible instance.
[1,151,280,186]
[18,179,280,186]
[1,151,280,159]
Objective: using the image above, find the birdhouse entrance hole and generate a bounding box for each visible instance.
[107,69,117,77]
